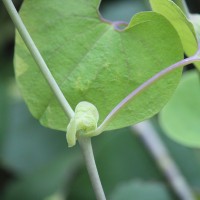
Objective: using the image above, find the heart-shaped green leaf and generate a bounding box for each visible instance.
[160,70,200,147]
[150,0,200,70]
[15,0,183,132]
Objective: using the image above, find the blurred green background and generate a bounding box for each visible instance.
[1,0,200,199]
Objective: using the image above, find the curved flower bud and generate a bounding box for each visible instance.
[66,101,99,147]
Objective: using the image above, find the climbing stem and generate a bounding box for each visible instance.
[78,137,106,200]
[3,1,106,199]
[2,0,74,119]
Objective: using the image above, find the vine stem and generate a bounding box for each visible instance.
[78,137,106,200]
[3,0,106,199]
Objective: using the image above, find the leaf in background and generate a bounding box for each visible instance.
[150,0,200,69]
[1,101,81,175]
[162,131,200,197]
[0,98,82,200]
[160,70,200,147]
[3,152,81,200]
[15,0,183,132]
[68,122,200,199]
[152,118,200,197]
[109,180,172,200]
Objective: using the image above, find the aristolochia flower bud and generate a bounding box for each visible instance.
[66,101,99,147]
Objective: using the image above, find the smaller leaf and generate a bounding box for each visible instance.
[150,0,199,67]
[160,70,200,147]
[109,180,172,200]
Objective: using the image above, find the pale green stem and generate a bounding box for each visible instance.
[3,0,105,199]
[3,0,74,119]
[78,137,106,200]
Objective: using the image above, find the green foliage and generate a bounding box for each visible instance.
[150,0,200,70]
[1,101,81,175]
[109,180,172,200]
[150,0,198,56]
[158,122,200,192]
[2,0,200,199]
[2,106,200,199]
[160,70,200,147]
[1,99,82,200]
[3,153,81,200]
[15,0,183,132]
[68,124,200,199]
[67,128,164,199]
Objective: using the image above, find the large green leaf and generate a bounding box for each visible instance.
[15,0,183,132]
[160,70,200,147]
